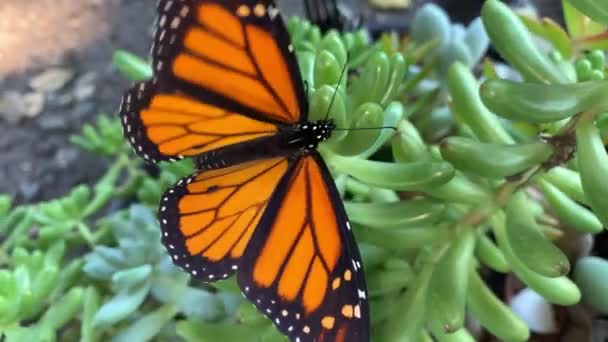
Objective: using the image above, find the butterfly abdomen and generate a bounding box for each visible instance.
[196,119,335,170]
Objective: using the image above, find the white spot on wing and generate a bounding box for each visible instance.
[170,17,181,29]
[268,6,279,20]
[180,5,190,17]
[358,289,367,299]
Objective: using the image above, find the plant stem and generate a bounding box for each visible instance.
[76,223,96,248]
[460,166,542,228]
[0,209,34,259]
[82,154,131,218]
[460,110,602,231]
[114,170,145,198]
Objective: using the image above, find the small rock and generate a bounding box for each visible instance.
[29,67,75,92]
[19,182,40,202]
[22,92,45,117]
[0,91,45,123]
[19,161,33,173]
[73,72,98,101]
[54,147,80,168]
[37,114,66,131]
[510,288,558,333]
[369,0,412,10]
[52,93,75,107]
[0,91,26,123]
[71,102,95,119]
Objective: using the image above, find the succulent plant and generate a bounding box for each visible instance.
[83,205,241,340]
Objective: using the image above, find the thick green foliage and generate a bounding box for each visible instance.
[2,1,608,341]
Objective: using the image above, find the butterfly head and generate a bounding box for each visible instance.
[298,119,336,150]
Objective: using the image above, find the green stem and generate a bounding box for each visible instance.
[81,154,131,218]
[457,110,596,230]
[401,58,438,95]
[344,177,372,197]
[114,170,145,198]
[91,224,113,245]
[0,210,34,257]
[76,223,96,248]
[459,166,542,228]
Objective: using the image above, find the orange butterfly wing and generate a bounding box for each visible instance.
[237,154,369,342]
[152,0,306,124]
[120,81,279,162]
[120,0,307,162]
[160,157,290,279]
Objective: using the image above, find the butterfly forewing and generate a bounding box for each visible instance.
[120,81,278,162]
[152,0,307,125]
[121,0,310,162]
[237,154,369,342]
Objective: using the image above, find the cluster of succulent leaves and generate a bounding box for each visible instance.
[3,0,608,341]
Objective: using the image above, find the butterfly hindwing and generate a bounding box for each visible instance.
[160,157,290,280]
[152,0,307,125]
[237,153,369,342]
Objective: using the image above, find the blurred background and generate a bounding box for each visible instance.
[0,0,560,204]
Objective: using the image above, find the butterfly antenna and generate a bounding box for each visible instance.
[334,126,399,132]
[323,55,349,121]
[320,55,398,132]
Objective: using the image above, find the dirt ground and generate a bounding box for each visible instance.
[0,0,561,203]
[0,0,155,202]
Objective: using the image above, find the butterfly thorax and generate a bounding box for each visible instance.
[290,119,336,151]
[195,119,335,170]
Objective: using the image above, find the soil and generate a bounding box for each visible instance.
[0,0,155,203]
[0,0,561,203]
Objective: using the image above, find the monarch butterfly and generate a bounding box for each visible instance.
[119,1,369,341]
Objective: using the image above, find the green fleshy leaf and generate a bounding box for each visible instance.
[177,321,264,342]
[93,280,151,327]
[175,287,227,321]
[563,0,607,38]
[519,14,574,58]
[113,50,153,81]
[411,4,451,48]
[113,304,179,342]
[574,257,608,314]
[83,249,122,280]
[112,265,153,290]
